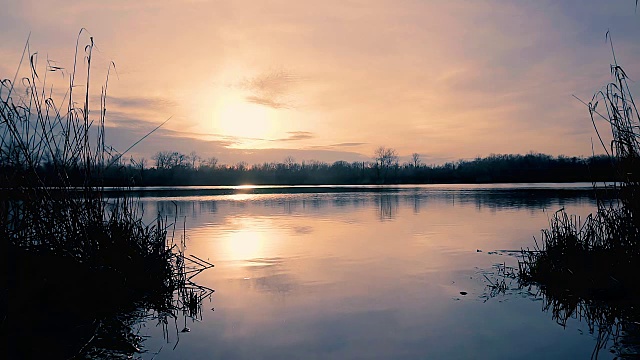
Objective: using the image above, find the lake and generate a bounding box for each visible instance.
[133,183,619,359]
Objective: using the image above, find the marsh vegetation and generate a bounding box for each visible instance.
[0,33,213,358]
[518,41,640,358]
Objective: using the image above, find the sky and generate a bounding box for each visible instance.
[1,0,638,165]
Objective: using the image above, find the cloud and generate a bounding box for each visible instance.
[238,69,306,109]
[105,112,268,147]
[307,142,366,150]
[272,131,314,142]
[245,95,289,109]
[104,126,368,164]
[100,115,369,164]
[240,69,303,96]
[107,95,177,110]
[104,111,158,128]
[331,142,366,147]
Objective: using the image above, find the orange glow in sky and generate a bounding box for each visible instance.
[0,0,638,165]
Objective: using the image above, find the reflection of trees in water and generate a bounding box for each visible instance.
[154,200,193,218]
[147,200,218,221]
[141,189,596,225]
[377,194,399,220]
[457,190,597,212]
[410,193,421,214]
[309,197,324,209]
[306,190,594,217]
[283,200,294,214]
[200,201,218,214]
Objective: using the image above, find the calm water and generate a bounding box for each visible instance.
[135,184,615,359]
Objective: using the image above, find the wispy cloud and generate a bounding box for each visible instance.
[107,95,177,110]
[331,142,365,147]
[272,131,314,142]
[105,112,269,148]
[307,142,366,149]
[103,124,369,165]
[245,95,289,109]
[238,69,306,109]
[240,69,302,96]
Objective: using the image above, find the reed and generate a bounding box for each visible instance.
[519,36,639,291]
[0,32,212,358]
[518,36,640,357]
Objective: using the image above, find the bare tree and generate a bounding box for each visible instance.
[235,161,248,171]
[411,153,421,168]
[374,146,398,183]
[129,157,147,171]
[201,156,218,169]
[374,146,398,168]
[152,151,189,169]
[189,151,200,169]
[284,156,296,170]
[153,151,170,169]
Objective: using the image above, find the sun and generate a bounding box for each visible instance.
[211,92,279,141]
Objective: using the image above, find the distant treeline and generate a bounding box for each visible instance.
[1,151,620,187]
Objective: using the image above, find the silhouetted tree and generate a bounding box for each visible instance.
[201,156,218,169]
[284,156,296,170]
[412,153,421,168]
[235,161,248,171]
[375,146,398,168]
[374,146,398,183]
[31,150,619,187]
[189,151,200,169]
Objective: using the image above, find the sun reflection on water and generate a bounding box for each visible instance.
[208,217,285,265]
[225,194,255,202]
[223,229,265,262]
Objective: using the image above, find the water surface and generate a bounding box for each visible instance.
[137,184,613,359]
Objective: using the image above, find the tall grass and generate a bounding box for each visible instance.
[0,32,212,358]
[518,37,639,357]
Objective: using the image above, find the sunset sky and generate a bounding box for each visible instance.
[1,0,638,165]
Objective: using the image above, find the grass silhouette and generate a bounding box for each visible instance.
[0,31,212,358]
[519,35,639,358]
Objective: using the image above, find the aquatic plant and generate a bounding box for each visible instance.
[0,31,212,358]
[518,35,639,358]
